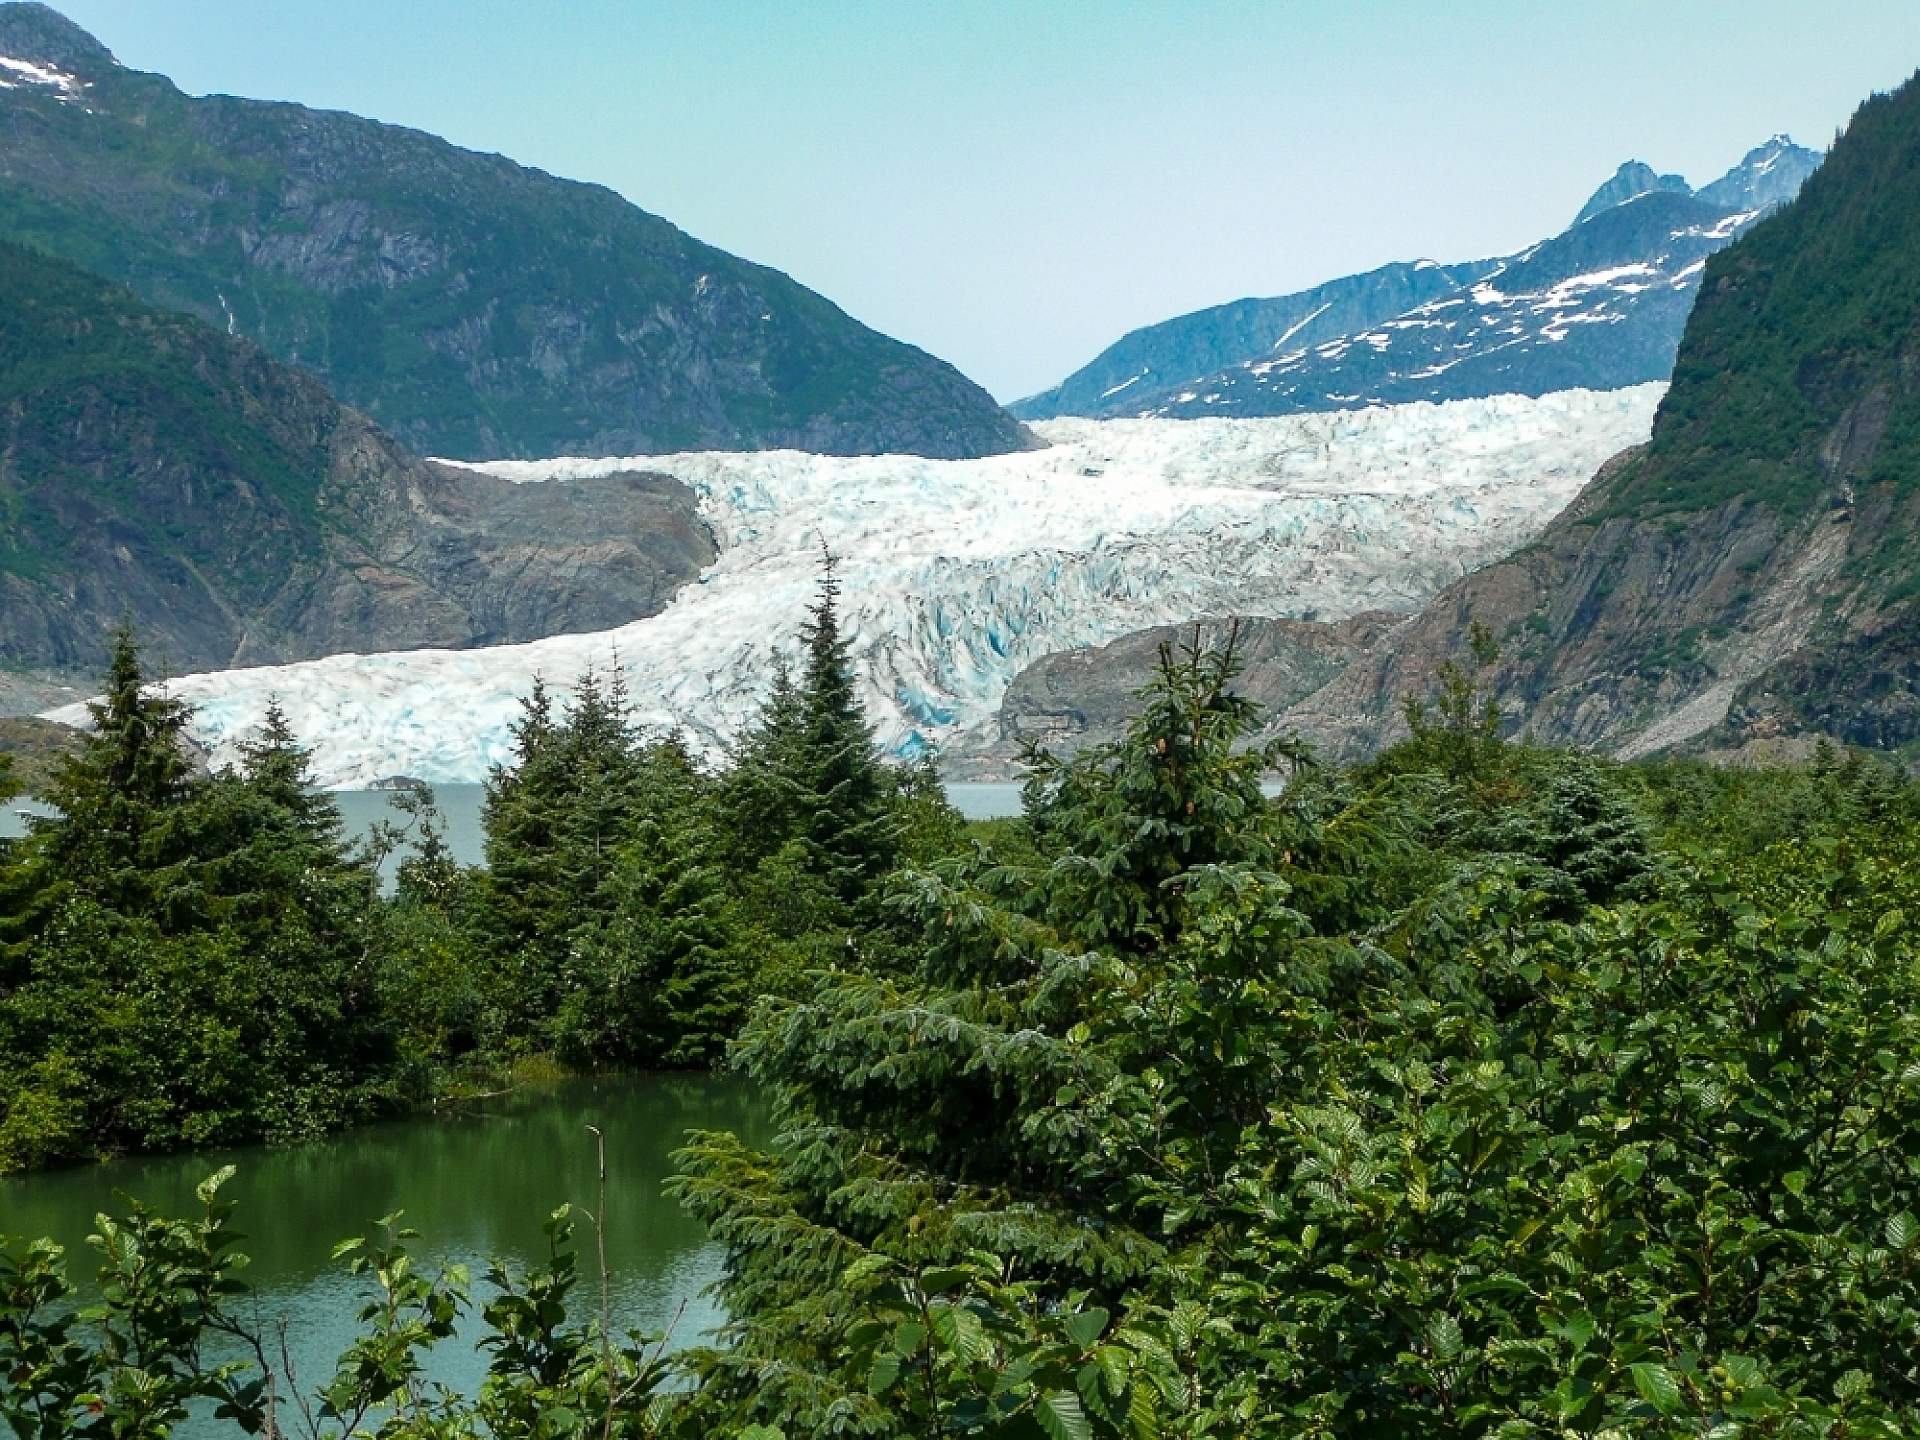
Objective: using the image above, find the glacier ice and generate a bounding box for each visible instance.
[48,386,1664,789]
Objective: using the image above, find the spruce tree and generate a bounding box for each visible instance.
[0,638,396,1159]
[192,696,372,933]
[790,556,897,908]
[553,665,642,901]
[559,749,747,1069]
[479,675,572,966]
[1532,763,1654,905]
[671,633,1314,1429]
[715,657,809,870]
[16,629,199,928]
[476,668,653,1049]
[234,697,348,853]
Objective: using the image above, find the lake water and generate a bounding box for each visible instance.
[332,780,1027,868]
[3,782,1029,866]
[0,1075,771,1426]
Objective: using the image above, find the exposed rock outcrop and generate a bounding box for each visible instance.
[0,242,715,679]
[1276,76,1920,762]
[950,612,1400,776]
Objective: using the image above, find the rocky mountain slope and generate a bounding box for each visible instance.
[71,390,1663,788]
[1281,76,1920,761]
[1015,136,1820,423]
[0,3,1027,461]
[948,612,1399,775]
[0,241,714,678]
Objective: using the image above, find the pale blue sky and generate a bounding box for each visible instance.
[46,1,1920,400]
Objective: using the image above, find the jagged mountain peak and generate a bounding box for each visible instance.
[1282,71,1920,763]
[1573,160,1692,226]
[1020,130,1819,425]
[1694,133,1823,212]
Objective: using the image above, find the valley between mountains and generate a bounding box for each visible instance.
[12,7,1920,1433]
[2,0,1915,793]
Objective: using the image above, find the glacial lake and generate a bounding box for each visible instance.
[0,781,1029,861]
[0,1075,772,1429]
[330,780,1028,868]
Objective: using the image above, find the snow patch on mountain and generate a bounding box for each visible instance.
[53,388,1665,789]
[0,53,83,99]
[1024,138,1820,426]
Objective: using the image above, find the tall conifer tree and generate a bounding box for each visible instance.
[20,629,198,926]
[791,555,897,908]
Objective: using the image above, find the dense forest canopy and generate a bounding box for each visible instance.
[4,609,1920,1436]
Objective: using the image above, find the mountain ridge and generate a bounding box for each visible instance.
[1277,76,1920,762]
[1014,135,1821,424]
[0,3,1030,461]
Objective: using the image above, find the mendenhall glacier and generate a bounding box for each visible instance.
[50,386,1664,789]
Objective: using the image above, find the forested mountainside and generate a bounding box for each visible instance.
[1281,74,1920,761]
[1015,135,1820,422]
[0,242,714,677]
[0,3,1029,460]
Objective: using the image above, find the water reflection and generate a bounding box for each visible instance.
[0,1075,771,1427]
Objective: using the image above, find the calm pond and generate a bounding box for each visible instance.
[0,1075,772,1422]
[0,778,1024,1415]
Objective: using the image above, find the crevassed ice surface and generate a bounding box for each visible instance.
[54,386,1663,789]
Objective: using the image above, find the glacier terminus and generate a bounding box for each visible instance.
[50,386,1665,789]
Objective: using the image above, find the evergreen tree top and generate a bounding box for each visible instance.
[43,628,194,834]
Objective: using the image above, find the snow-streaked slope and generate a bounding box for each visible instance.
[54,387,1663,788]
[1140,193,1752,418]
[1023,137,1820,425]
[0,53,85,99]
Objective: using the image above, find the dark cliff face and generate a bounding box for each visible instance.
[0,3,1029,462]
[0,242,716,678]
[1281,76,1920,762]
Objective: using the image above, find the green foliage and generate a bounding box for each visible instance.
[463,582,931,1071]
[14,616,1920,1434]
[1633,739,1920,857]
[0,572,961,1172]
[667,635,1319,1432]
[666,629,1920,1436]
[0,1171,680,1438]
[477,669,649,1041]
[0,634,396,1168]
[420,563,951,1074]
[713,561,907,928]
[1397,619,1505,781]
[1601,75,1920,523]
